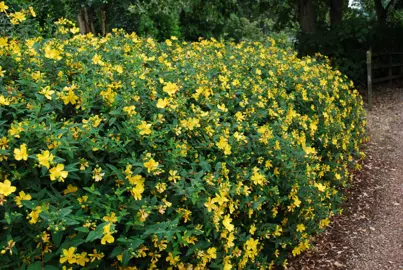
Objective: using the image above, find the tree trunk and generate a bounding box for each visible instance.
[374,0,387,24]
[298,0,316,33]
[374,0,396,24]
[77,9,86,34]
[101,6,107,36]
[329,0,343,26]
[77,7,96,35]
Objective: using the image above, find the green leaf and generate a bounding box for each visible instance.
[64,163,79,172]
[83,185,101,196]
[127,238,143,250]
[85,230,103,242]
[74,227,90,233]
[85,223,107,243]
[21,200,36,209]
[64,217,79,226]
[106,164,125,180]
[121,249,131,266]
[58,207,73,218]
[109,246,123,258]
[27,261,42,270]
[109,117,117,126]
[52,231,63,246]
[44,266,59,270]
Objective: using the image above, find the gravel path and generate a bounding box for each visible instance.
[288,87,403,270]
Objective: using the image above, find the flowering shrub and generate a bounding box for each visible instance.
[0,4,367,270]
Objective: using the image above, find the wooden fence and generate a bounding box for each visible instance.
[366,50,403,110]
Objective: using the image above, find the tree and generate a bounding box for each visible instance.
[329,0,344,25]
[77,6,95,35]
[298,0,316,33]
[374,0,397,23]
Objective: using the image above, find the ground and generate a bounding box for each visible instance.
[288,86,403,270]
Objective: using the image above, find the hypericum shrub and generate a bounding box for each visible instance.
[0,6,366,270]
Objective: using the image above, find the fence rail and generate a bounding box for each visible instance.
[366,49,403,110]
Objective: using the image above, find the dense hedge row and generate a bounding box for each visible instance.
[0,10,367,270]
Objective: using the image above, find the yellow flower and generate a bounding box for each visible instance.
[14,191,32,207]
[244,237,259,259]
[44,44,62,60]
[0,66,5,77]
[168,170,180,183]
[79,158,89,171]
[217,104,228,112]
[29,6,36,17]
[137,121,152,135]
[92,54,103,65]
[63,184,78,195]
[319,218,330,229]
[101,233,114,245]
[166,252,180,266]
[14,144,28,161]
[249,224,256,235]
[49,164,68,182]
[41,231,50,243]
[127,174,144,185]
[226,233,235,249]
[251,167,266,186]
[130,183,145,200]
[156,98,169,109]
[273,225,282,237]
[123,105,136,116]
[14,11,26,22]
[223,262,232,270]
[296,224,306,233]
[314,182,326,192]
[216,136,231,155]
[76,252,89,266]
[60,247,77,264]
[293,196,301,207]
[204,197,217,212]
[0,95,10,105]
[155,182,166,193]
[0,240,15,255]
[163,82,179,96]
[77,195,88,206]
[0,180,16,197]
[292,245,302,257]
[103,212,118,223]
[37,150,54,169]
[88,249,104,262]
[70,27,80,34]
[0,2,9,12]
[39,86,55,100]
[180,118,200,131]
[92,167,104,182]
[61,90,78,105]
[0,136,8,150]
[143,158,159,173]
[28,206,42,224]
[222,215,234,232]
[207,247,217,259]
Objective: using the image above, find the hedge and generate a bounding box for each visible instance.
[0,6,367,270]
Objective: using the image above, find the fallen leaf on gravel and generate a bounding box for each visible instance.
[334,261,346,268]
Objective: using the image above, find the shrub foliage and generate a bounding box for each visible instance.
[0,7,367,270]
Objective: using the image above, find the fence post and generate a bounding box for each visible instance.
[367,49,372,111]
